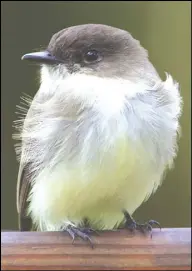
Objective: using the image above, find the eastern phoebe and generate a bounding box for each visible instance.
[14,24,182,245]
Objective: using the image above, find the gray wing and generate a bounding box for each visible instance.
[16,162,34,231]
[15,94,37,231]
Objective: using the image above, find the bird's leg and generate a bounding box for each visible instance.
[64,220,99,248]
[122,209,161,238]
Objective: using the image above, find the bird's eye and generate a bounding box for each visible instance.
[84,50,102,63]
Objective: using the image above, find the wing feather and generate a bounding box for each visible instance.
[16,162,33,231]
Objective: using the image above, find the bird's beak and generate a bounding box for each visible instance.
[21,51,60,64]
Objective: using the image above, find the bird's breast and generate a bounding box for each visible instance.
[28,120,158,230]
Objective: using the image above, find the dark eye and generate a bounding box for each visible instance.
[84,50,102,63]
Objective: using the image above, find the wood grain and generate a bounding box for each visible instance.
[1,228,191,270]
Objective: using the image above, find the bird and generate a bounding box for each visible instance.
[13,23,182,246]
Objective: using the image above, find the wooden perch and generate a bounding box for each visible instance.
[1,228,191,270]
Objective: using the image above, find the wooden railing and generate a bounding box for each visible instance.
[1,228,191,270]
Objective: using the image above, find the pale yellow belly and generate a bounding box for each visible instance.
[28,137,160,230]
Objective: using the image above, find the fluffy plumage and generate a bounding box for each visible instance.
[13,24,182,231]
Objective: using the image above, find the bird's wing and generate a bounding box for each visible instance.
[14,93,37,231]
[16,162,34,231]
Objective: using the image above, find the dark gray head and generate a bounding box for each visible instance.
[22,24,159,82]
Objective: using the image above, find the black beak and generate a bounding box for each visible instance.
[21,51,60,64]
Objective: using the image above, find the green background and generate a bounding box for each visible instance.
[1,1,191,230]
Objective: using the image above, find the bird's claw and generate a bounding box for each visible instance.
[81,227,100,236]
[65,225,95,248]
[123,210,161,238]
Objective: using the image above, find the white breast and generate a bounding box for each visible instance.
[26,71,182,231]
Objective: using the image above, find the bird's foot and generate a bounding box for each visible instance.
[123,210,161,238]
[65,224,96,248]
